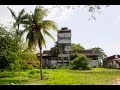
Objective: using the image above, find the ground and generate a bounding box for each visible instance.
[112,79,120,85]
[0,68,120,85]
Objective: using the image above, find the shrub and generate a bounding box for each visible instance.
[70,54,91,70]
[51,66,57,69]
[58,66,68,69]
[29,70,36,74]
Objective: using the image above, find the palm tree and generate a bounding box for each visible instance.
[23,6,58,80]
[7,7,28,36]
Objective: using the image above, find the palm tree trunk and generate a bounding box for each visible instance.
[17,24,19,35]
[38,39,43,80]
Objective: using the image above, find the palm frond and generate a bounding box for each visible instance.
[17,9,26,24]
[38,31,46,47]
[26,30,37,49]
[13,22,18,28]
[7,7,17,20]
[21,13,30,24]
[42,29,55,41]
[42,20,58,31]
[18,9,25,17]
[19,28,28,36]
[23,6,58,50]
[34,6,48,23]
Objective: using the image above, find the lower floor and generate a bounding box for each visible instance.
[42,59,99,68]
[103,60,120,68]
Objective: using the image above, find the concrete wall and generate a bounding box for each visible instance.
[105,61,120,68]
[58,33,71,37]
[58,33,71,43]
[50,60,58,67]
[58,39,71,43]
[88,60,99,67]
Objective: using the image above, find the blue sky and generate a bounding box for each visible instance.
[0,5,120,56]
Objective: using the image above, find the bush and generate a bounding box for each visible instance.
[51,66,57,69]
[29,70,36,74]
[70,54,91,70]
[58,66,69,69]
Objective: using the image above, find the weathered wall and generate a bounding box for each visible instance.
[88,60,99,67]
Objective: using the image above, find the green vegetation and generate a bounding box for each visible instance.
[70,54,91,70]
[7,6,58,80]
[71,43,84,53]
[0,25,39,71]
[0,68,120,85]
[22,6,58,80]
[0,5,112,85]
[91,47,107,66]
[91,47,107,60]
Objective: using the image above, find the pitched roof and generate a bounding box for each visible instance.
[106,54,120,60]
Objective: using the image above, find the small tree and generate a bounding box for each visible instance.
[91,47,107,66]
[71,43,84,53]
[70,54,91,70]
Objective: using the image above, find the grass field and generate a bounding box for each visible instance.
[0,68,120,85]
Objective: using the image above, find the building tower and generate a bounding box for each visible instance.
[57,27,71,66]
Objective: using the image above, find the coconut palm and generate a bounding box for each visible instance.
[23,6,58,80]
[7,7,28,36]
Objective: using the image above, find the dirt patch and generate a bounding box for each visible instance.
[112,79,120,85]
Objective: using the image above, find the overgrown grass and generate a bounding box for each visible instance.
[0,68,120,85]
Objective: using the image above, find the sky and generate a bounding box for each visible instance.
[0,5,120,56]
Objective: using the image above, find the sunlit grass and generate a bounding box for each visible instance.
[0,68,120,85]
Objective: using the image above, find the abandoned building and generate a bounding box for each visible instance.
[37,27,99,68]
[103,54,120,68]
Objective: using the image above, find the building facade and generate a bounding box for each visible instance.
[37,27,99,68]
[103,55,120,68]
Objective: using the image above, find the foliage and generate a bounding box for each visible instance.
[29,69,40,74]
[91,47,107,60]
[23,6,58,50]
[0,26,19,70]
[70,54,91,70]
[22,6,58,80]
[70,52,79,60]
[50,42,62,55]
[19,49,39,70]
[71,43,84,53]
[8,7,29,37]
[0,25,39,71]
[91,47,107,66]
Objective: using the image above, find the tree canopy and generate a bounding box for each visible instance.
[71,43,84,53]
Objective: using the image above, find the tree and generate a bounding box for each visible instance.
[50,42,64,66]
[0,25,21,70]
[71,43,84,53]
[70,54,91,70]
[7,7,28,36]
[91,47,107,66]
[50,42,61,56]
[23,6,58,80]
